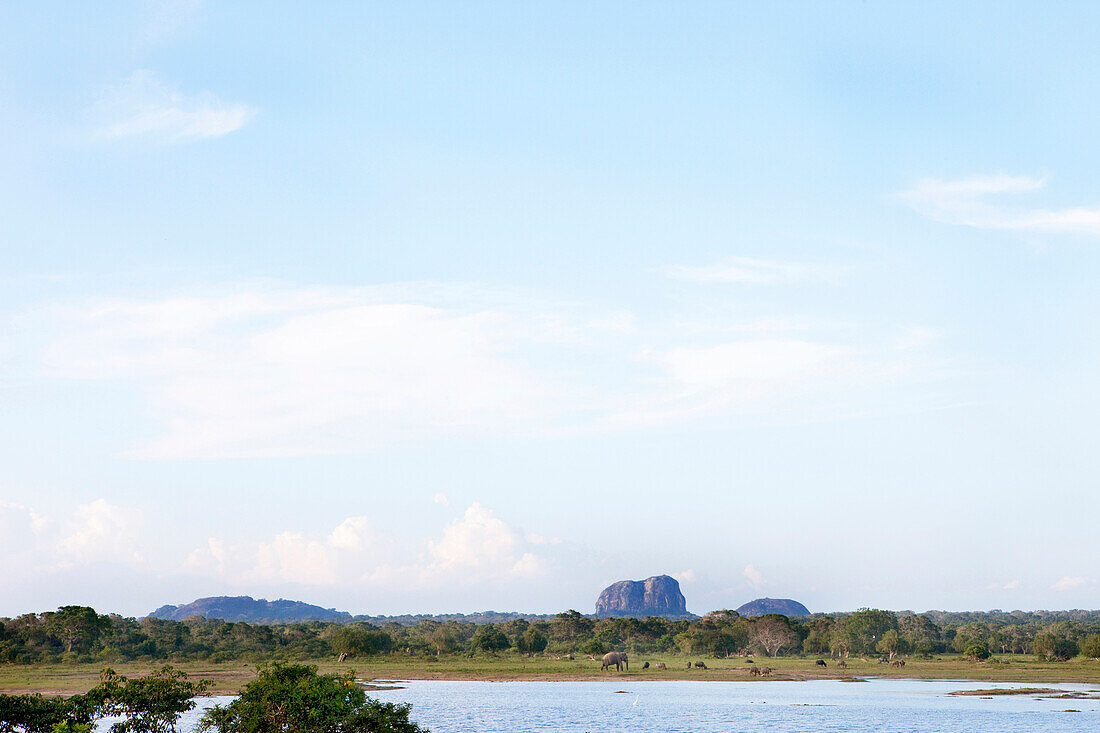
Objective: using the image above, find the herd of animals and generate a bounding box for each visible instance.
[597,651,906,674]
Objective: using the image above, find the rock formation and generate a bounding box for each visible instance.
[595,575,690,618]
[148,596,352,624]
[734,597,810,617]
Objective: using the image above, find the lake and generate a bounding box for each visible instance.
[102,678,1100,732]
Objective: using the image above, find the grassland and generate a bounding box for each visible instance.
[2,654,1099,696]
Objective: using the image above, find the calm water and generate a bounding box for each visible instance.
[100,678,1100,732]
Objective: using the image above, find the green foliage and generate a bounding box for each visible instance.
[841,609,897,656]
[963,642,991,661]
[45,608,108,654]
[469,625,510,654]
[198,663,426,733]
[3,604,1100,667]
[1032,632,1079,661]
[329,626,393,657]
[52,723,92,733]
[91,665,210,733]
[516,626,547,654]
[0,693,90,733]
[1081,633,1100,659]
[875,630,908,658]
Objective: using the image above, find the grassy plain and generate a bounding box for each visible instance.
[1,654,1098,696]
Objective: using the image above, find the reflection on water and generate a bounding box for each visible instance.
[97,678,1100,733]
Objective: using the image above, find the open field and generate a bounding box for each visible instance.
[2,655,1099,696]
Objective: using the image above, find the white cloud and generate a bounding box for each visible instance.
[433,492,450,506]
[663,257,847,285]
[984,579,1020,591]
[744,564,764,589]
[186,503,550,589]
[58,499,144,567]
[1051,575,1089,591]
[94,70,255,143]
[24,282,946,459]
[899,174,1100,235]
[0,499,144,574]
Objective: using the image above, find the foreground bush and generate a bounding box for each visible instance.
[0,666,204,733]
[199,663,426,733]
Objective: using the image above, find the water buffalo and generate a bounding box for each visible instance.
[656,662,667,670]
[642,661,650,669]
[815,659,827,667]
[694,661,708,669]
[601,651,629,672]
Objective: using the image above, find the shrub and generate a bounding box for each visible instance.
[198,663,425,733]
[964,642,990,661]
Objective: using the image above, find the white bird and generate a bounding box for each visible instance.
[632,695,639,706]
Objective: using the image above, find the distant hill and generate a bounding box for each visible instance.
[149,596,352,624]
[735,597,810,617]
[594,575,694,618]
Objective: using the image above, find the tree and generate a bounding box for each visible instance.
[842,609,897,656]
[516,626,547,654]
[0,694,92,733]
[875,629,908,660]
[329,626,392,658]
[553,611,593,650]
[91,666,210,733]
[45,607,106,654]
[750,616,797,657]
[198,663,425,733]
[1032,632,1078,661]
[470,624,510,654]
[963,642,990,661]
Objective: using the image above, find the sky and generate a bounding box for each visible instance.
[3,1,1100,619]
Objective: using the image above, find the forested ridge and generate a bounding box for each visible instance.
[3,606,1100,664]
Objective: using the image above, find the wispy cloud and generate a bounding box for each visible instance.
[93,70,255,143]
[899,174,1100,235]
[663,257,848,285]
[1051,575,1090,591]
[21,282,948,459]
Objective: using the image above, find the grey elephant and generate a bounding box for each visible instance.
[601,651,629,671]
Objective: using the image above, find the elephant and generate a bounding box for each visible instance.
[815,659,827,667]
[601,651,629,672]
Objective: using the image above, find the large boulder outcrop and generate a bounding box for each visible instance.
[595,575,690,618]
[148,596,352,624]
[735,597,810,617]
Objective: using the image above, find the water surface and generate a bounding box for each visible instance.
[102,678,1100,732]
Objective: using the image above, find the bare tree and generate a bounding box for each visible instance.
[751,616,797,657]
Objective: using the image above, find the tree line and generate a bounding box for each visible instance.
[3,606,1099,664]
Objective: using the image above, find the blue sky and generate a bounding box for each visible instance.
[2,1,1100,617]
